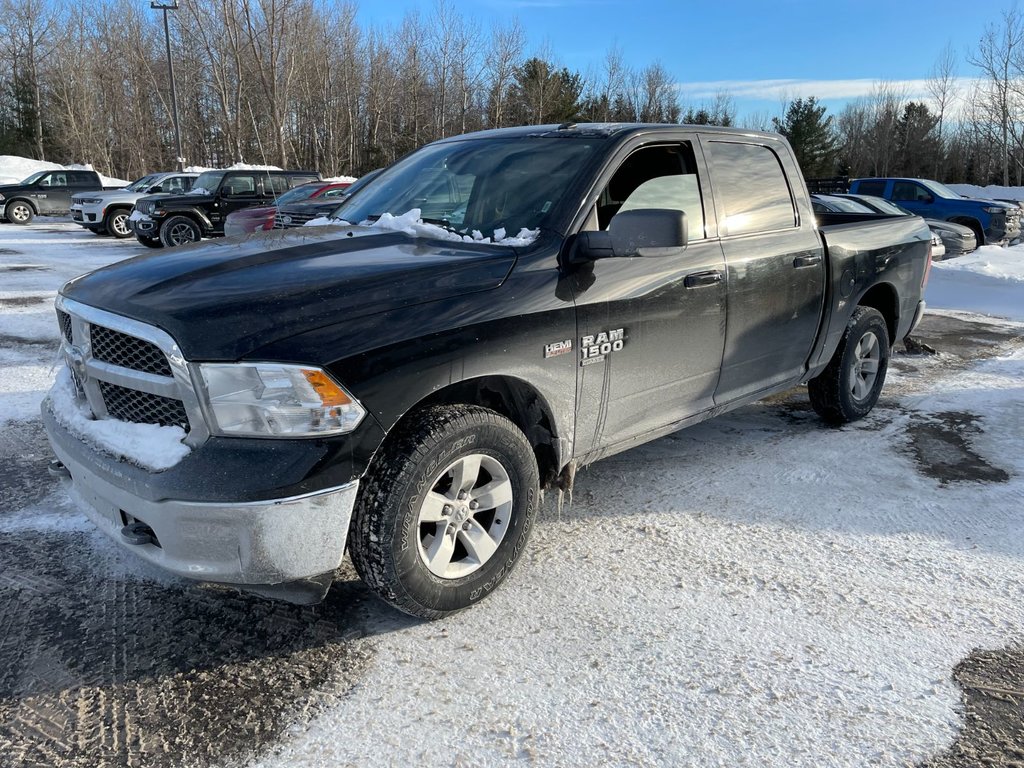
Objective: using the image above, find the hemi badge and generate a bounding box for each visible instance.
[544,339,573,358]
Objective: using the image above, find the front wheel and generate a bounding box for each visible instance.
[105,208,132,238]
[159,215,202,247]
[349,405,539,619]
[4,200,34,225]
[808,306,890,424]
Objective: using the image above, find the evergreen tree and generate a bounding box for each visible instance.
[895,102,940,178]
[773,97,838,176]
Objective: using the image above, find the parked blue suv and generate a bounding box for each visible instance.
[849,177,1020,246]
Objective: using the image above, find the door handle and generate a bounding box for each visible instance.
[793,254,822,268]
[684,270,724,288]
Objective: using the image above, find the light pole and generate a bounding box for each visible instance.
[151,0,183,171]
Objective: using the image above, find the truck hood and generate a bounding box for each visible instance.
[60,225,517,360]
[0,183,30,195]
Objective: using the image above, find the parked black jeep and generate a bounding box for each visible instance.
[130,169,321,247]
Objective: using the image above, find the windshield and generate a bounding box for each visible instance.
[19,170,48,185]
[333,138,597,237]
[851,195,907,215]
[819,195,873,213]
[127,175,158,192]
[919,179,963,200]
[274,184,321,205]
[190,171,225,195]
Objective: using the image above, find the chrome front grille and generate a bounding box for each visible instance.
[57,309,73,344]
[55,298,208,444]
[90,324,173,376]
[273,210,319,229]
[98,381,189,428]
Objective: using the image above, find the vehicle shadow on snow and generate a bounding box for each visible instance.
[561,390,1022,559]
[0,422,416,767]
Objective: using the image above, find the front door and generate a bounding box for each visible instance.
[571,139,728,457]
[215,174,262,231]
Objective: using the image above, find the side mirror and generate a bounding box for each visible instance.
[922,195,934,204]
[570,209,688,263]
[150,185,163,194]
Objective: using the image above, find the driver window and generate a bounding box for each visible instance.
[595,144,705,241]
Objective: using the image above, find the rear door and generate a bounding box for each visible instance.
[702,137,826,404]
[571,135,728,456]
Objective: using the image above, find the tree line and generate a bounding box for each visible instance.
[0,0,1022,186]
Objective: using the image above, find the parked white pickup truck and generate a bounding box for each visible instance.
[71,172,197,238]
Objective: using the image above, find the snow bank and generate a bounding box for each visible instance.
[0,154,62,183]
[184,162,283,173]
[0,155,128,186]
[46,368,190,471]
[926,243,1024,320]
[323,175,357,184]
[304,208,539,247]
[947,182,1024,202]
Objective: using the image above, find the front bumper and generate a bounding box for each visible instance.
[70,202,104,226]
[43,400,360,602]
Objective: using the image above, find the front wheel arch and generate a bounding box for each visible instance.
[4,199,36,224]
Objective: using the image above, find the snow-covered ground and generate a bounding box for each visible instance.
[0,222,1022,766]
[927,243,1024,320]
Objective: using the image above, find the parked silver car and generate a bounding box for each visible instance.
[835,194,977,257]
[71,172,197,238]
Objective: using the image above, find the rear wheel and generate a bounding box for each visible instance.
[349,405,539,619]
[4,200,34,225]
[808,306,890,424]
[104,208,132,238]
[159,215,202,247]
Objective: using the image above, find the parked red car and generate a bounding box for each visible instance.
[223,181,352,237]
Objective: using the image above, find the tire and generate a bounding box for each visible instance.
[349,405,539,620]
[4,200,34,225]
[104,208,132,238]
[808,306,890,425]
[159,215,202,247]
[136,234,164,249]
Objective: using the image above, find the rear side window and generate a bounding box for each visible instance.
[707,141,796,236]
[267,176,290,194]
[855,180,886,197]
[69,172,93,185]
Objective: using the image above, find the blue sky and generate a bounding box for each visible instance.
[356,0,999,120]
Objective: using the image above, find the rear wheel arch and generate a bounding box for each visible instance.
[856,282,898,345]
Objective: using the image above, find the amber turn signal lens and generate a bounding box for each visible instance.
[301,369,353,407]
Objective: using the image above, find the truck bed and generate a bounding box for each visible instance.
[809,212,931,372]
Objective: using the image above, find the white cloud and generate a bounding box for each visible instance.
[677,77,982,103]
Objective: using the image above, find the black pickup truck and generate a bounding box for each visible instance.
[0,169,117,224]
[129,168,321,248]
[43,124,931,619]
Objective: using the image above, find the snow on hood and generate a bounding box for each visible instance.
[46,367,190,471]
[304,208,539,247]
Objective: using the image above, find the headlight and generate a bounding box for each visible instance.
[77,197,102,204]
[197,363,366,437]
[983,206,1006,214]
